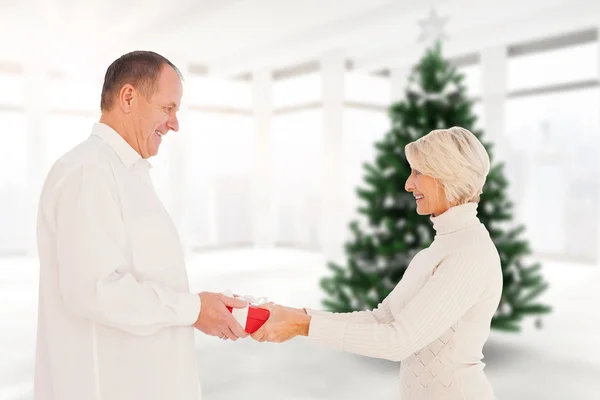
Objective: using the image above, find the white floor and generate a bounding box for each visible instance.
[0,248,599,399]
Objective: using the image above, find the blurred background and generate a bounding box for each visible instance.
[1,0,600,399]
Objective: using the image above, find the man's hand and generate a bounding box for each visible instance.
[251,303,311,343]
[193,292,249,341]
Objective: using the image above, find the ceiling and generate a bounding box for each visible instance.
[0,0,597,78]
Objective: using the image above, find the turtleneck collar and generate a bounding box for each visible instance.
[430,202,481,235]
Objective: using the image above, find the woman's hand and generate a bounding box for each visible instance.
[251,302,311,343]
[280,305,308,315]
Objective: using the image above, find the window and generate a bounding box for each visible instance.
[456,63,481,99]
[470,100,485,132]
[342,108,390,237]
[345,72,390,106]
[0,111,29,252]
[46,113,99,172]
[505,87,600,261]
[273,72,321,109]
[508,42,598,92]
[185,111,255,247]
[47,77,101,112]
[45,76,100,175]
[271,109,323,248]
[184,75,251,109]
[0,71,25,107]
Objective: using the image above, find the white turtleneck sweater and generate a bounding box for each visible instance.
[306,202,502,400]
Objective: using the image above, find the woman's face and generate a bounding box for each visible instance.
[405,167,451,217]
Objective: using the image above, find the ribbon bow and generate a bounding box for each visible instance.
[222,289,268,306]
[236,294,268,306]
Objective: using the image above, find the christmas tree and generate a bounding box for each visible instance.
[320,42,551,332]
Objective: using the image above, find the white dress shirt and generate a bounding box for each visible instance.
[34,123,202,400]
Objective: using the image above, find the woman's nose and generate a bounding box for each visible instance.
[405,176,414,192]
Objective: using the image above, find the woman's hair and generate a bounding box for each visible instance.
[405,126,490,204]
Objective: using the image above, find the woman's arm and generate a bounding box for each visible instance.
[303,297,394,324]
[304,250,496,361]
[250,297,394,343]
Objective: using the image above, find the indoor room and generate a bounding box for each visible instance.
[0,0,599,399]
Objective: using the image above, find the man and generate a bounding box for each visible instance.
[34,51,248,400]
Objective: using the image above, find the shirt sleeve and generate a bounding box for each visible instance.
[52,164,200,336]
[307,251,493,362]
[304,297,395,324]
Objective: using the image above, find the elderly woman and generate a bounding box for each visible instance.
[252,126,502,400]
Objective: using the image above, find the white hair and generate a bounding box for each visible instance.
[405,126,491,204]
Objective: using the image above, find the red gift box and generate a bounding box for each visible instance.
[223,291,270,334]
[226,304,270,334]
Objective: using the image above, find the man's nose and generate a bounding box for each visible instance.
[168,115,179,132]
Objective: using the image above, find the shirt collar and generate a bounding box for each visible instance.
[91,122,152,170]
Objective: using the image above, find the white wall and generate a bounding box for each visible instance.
[0,31,599,264]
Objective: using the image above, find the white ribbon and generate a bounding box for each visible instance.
[235,294,269,305]
[222,289,268,328]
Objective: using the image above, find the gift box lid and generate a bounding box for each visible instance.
[247,305,270,321]
[226,305,270,321]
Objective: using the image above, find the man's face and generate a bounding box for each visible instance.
[130,65,182,158]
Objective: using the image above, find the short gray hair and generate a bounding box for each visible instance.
[100,50,182,111]
[405,126,490,204]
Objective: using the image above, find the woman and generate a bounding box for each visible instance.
[252,126,502,400]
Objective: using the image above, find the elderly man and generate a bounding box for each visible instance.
[34,51,247,400]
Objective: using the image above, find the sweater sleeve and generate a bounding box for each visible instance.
[304,297,394,324]
[307,250,493,362]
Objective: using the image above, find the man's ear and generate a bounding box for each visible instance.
[119,84,135,112]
